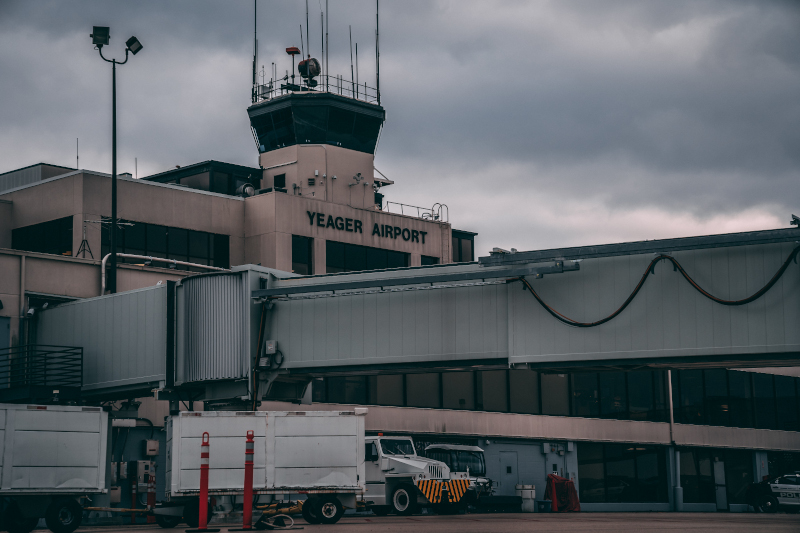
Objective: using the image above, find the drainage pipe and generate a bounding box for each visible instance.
[101,253,227,295]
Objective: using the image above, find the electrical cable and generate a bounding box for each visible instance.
[513,244,800,328]
[253,303,267,410]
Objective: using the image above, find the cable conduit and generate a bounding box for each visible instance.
[512,244,800,328]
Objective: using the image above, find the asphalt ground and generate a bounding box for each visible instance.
[75,513,799,533]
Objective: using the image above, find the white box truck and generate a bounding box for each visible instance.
[162,409,366,525]
[0,404,109,533]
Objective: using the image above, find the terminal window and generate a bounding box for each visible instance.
[102,220,229,269]
[12,216,73,256]
[452,230,475,262]
[326,241,409,273]
[421,255,439,266]
[292,235,313,275]
[578,442,668,504]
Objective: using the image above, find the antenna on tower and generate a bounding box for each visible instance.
[300,25,305,58]
[349,26,355,97]
[325,0,329,92]
[320,11,324,81]
[376,0,380,104]
[76,138,79,170]
[305,0,310,58]
[355,43,359,98]
[252,0,258,103]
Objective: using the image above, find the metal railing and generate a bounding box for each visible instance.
[381,201,449,223]
[252,74,380,105]
[0,345,83,390]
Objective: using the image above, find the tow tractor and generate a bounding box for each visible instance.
[423,444,493,511]
[363,436,467,516]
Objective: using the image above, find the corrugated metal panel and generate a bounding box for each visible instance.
[0,166,42,193]
[271,281,509,369]
[35,285,167,392]
[507,241,800,365]
[177,273,249,383]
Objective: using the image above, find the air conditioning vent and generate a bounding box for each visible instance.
[308,178,315,186]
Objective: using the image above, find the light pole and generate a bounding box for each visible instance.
[90,26,143,293]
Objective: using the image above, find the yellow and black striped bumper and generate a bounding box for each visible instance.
[416,479,471,504]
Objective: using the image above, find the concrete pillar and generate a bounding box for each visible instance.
[672,447,684,511]
[313,237,326,274]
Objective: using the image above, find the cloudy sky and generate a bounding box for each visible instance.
[1,0,798,256]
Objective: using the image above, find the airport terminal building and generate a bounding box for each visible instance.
[0,79,798,515]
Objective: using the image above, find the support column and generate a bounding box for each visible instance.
[673,447,683,511]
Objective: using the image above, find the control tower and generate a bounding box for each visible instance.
[247,52,388,210]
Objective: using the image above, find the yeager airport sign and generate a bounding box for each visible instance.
[307,211,428,243]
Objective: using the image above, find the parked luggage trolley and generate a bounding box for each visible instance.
[158,410,367,526]
[0,404,109,533]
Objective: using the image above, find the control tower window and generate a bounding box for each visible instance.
[12,216,73,256]
[291,235,313,275]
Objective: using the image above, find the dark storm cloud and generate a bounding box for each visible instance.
[0,0,798,254]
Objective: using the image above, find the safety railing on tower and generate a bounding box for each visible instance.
[252,74,380,105]
[381,201,449,223]
[0,345,83,402]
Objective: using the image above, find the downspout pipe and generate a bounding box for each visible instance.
[100,253,228,295]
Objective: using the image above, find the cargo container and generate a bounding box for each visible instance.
[0,404,108,533]
[162,409,366,525]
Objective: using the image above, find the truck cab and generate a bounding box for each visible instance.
[363,436,456,516]
[424,444,494,505]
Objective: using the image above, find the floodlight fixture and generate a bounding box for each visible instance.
[126,36,143,55]
[91,26,110,47]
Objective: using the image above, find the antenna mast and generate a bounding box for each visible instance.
[349,26,355,97]
[376,0,380,104]
[305,0,310,57]
[76,138,79,170]
[252,0,258,103]
[325,0,329,92]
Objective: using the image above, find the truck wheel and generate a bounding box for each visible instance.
[155,514,182,529]
[391,484,418,516]
[301,498,320,524]
[44,499,83,533]
[5,504,39,533]
[756,495,779,513]
[315,496,344,525]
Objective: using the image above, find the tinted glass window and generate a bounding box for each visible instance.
[578,442,605,503]
[293,105,328,144]
[600,372,627,419]
[509,370,539,414]
[274,174,286,189]
[326,240,409,274]
[478,370,508,412]
[291,235,313,275]
[572,373,599,418]
[775,376,799,432]
[461,239,473,262]
[637,447,668,503]
[406,373,441,408]
[387,250,408,269]
[723,449,753,504]
[375,374,404,406]
[168,227,188,259]
[147,225,168,256]
[604,444,637,503]
[541,374,569,416]
[678,370,705,424]
[680,449,715,503]
[12,216,73,256]
[627,371,654,421]
[325,241,346,273]
[421,255,439,266]
[442,372,475,410]
[728,371,754,428]
[753,373,777,430]
[703,369,730,427]
[326,376,367,404]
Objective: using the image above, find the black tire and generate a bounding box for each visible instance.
[155,514,182,529]
[301,498,320,525]
[44,499,83,533]
[391,484,419,516]
[6,503,39,533]
[315,496,344,525]
[370,506,391,517]
[757,495,779,513]
[183,499,214,528]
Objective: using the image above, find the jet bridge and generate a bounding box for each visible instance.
[33,228,800,403]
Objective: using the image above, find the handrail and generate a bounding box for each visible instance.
[381,201,449,222]
[101,253,228,295]
[252,74,380,105]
